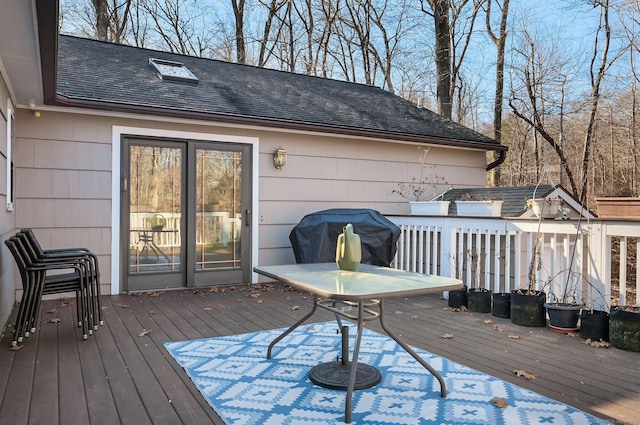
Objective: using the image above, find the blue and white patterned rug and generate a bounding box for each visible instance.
[164,321,608,424]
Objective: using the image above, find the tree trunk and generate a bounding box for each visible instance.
[92,0,109,41]
[486,0,509,186]
[231,0,246,64]
[432,0,452,119]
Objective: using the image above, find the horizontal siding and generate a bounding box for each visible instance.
[17,169,111,198]
[11,109,491,289]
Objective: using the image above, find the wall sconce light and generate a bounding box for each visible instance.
[273,147,287,170]
[29,102,41,118]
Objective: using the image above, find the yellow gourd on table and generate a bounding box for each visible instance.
[336,223,362,271]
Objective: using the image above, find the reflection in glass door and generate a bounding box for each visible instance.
[192,145,248,287]
[122,138,251,292]
[126,143,184,291]
[196,149,242,270]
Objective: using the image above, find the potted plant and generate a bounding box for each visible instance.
[511,230,547,327]
[526,198,563,219]
[466,248,492,313]
[609,306,640,351]
[543,269,582,331]
[393,147,450,215]
[455,192,503,217]
[579,275,610,341]
[492,291,511,318]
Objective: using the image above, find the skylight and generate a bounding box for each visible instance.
[149,58,199,84]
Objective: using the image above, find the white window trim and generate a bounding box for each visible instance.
[5,100,14,212]
[111,125,260,295]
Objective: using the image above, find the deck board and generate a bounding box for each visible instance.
[0,283,638,425]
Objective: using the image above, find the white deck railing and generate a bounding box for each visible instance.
[388,216,640,310]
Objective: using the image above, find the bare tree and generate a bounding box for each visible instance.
[508,27,579,195]
[420,0,486,120]
[508,0,627,204]
[485,0,509,186]
[257,0,288,67]
[421,0,452,118]
[93,0,110,40]
[231,0,247,63]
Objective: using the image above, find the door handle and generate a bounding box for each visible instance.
[245,209,250,226]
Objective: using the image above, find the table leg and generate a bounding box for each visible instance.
[378,299,447,398]
[344,301,364,424]
[267,294,319,359]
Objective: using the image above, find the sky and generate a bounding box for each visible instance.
[59,0,628,126]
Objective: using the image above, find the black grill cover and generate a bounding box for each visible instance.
[289,209,401,266]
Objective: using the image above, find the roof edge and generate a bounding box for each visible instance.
[53,93,508,152]
[36,0,58,105]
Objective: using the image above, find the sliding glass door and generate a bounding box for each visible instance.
[122,137,251,292]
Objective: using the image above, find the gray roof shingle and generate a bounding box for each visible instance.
[56,35,503,150]
[441,185,556,217]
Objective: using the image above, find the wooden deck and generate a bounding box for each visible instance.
[0,283,638,425]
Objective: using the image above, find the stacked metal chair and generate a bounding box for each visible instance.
[4,229,102,346]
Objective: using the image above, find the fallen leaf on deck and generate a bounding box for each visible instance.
[257,299,264,304]
[203,307,213,311]
[493,325,504,332]
[148,310,156,314]
[47,318,62,323]
[483,319,494,324]
[101,306,108,311]
[120,304,130,308]
[247,293,261,298]
[394,310,403,315]
[490,397,508,408]
[443,306,467,312]
[208,287,226,293]
[584,338,611,348]
[138,329,151,337]
[513,369,538,380]
[441,332,454,339]
[9,345,24,352]
[507,334,520,340]
[411,315,420,319]
[46,309,57,314]
[59,301,72,308]
[291,305,300,311]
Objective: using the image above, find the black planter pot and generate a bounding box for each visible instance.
[448,286,468,308]
[610,307,640,352]
[468,288,492,313]
[544,303,581,330]
[492,293,511,318]
[510,290,546,327]
[579,309,609,341]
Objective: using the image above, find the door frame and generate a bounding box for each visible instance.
[111,126,260,295]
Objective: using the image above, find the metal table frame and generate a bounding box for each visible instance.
[253,263,463,423]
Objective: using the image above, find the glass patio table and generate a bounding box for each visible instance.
[253,262,463,423]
